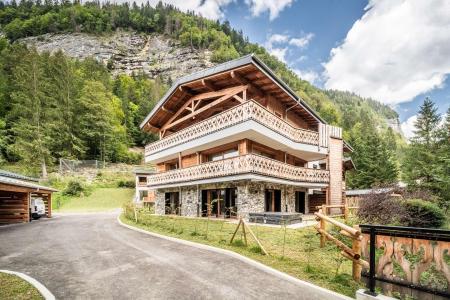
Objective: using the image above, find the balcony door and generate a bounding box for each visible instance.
[265,189,281,212]
[295,191,306,214]
[201,188,237,218]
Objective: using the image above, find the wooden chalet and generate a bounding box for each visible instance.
[139,54,352,219]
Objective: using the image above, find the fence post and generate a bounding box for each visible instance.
[321,204,327,216]
[344,204,349,220]
[352,225,362,281]
[319,212,326,248]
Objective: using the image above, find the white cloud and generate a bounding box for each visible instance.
[265,32,313,63]
[323,0,450,105]
[400,115,417,140]
[269,47,288,63]
[293,69,319,84]
[245,0,294,20]
[289,33,314,48]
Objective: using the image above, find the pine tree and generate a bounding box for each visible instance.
[9,48,52,176]
[413,97,441,146]
[402,98,444,202]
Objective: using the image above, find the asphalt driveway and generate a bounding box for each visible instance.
[0,213,348,299]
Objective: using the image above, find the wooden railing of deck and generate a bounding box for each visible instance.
[145,100,323,156]
[147,154,330,186]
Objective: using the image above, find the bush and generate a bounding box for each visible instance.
[117,180,135,188]
[62,180,84,196]
[357,190,408,225]
[403,199,445,228]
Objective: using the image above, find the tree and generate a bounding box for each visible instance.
[347,121,398,189]
[402,98,447,209]
[9,48,52,176]
[413,97,441,146]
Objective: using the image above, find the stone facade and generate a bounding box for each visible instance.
[154,180,310,219]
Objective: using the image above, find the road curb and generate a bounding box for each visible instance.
[117,215,352,300]
[0,269,55,300]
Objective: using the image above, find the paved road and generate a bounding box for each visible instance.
[0,213,347,299]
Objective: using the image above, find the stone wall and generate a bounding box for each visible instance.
[155,181,310,219]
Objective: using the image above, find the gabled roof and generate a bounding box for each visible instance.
[140,54,327,130]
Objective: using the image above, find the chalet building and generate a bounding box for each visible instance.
[140,55,352,218]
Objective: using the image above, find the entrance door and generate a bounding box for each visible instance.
[265,189,281,212]
[165,192,180,215]
[295,191,306,213]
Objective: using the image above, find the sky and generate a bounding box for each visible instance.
[141,0,450,138]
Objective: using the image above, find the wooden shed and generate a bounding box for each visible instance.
[0,170,57,224]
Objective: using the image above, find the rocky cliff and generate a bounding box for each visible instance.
[20,31,214,82]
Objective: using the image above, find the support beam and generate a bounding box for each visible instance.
[162,85,248,131]
[201,79,216,91]
[230,71,264,98]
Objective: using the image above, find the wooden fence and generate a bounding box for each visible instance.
[314,209,368,281]
[315,203,359,220]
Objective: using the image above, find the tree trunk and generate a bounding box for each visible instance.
[41,160,48,179]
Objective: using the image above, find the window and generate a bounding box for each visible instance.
[207,148,239,162]
[138,176,147,184]
[253,149,275,159]
[167,162,178,170]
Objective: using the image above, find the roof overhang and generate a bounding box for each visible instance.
[140,54,327,131]
[0,176,58,193]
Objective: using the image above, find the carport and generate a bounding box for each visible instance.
[0,170,57,224]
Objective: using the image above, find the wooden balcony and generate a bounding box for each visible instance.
[147,154,330,186]
[145,101,322,156]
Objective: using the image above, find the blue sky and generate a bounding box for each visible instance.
[149,0,450,137]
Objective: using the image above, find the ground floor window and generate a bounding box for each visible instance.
[201,188,237,218]
[165,192,180,215]
[295,191,306,214]
[265,189,281,212]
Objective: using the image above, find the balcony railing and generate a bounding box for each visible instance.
[145,100,322,156]
[147,154,330,186]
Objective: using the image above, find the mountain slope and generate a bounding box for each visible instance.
[0,1,399,134]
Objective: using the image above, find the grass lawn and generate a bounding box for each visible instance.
[53,188,134,212]
[0,273,43,300]
[121,208,364,298]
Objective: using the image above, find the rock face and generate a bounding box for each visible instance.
[386,118,403,135]
[19,31,214,82]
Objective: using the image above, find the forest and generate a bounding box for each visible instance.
[0,1,448,210]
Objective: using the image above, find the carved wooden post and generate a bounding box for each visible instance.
[352,225,362,281]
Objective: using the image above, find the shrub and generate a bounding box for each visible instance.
[117,180,135,188]
[403,199,445,228]
[62,180,84,196]
[357,190,408,225]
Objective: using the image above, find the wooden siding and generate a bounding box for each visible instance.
[308,193,327,213]
[0,190,29,224]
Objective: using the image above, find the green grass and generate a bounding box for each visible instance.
[0,273,43,300]
[121,208,364,297]
[53,188,134,212]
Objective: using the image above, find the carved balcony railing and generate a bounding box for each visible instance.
[147,154,330,186]
[145,100,323,156]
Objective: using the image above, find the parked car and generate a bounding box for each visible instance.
[30,197,46,220]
